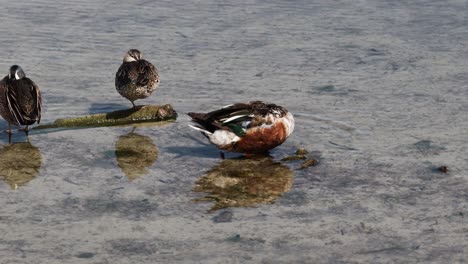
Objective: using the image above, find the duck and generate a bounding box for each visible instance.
[188,101,295,154]
[115,49,160,109]
[0,65,42,136]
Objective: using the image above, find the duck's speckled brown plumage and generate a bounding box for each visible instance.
[115,49,159,108]
[188,101,295,154]
[0,65,42,134]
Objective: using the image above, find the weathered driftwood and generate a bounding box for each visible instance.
[33,104,177,130]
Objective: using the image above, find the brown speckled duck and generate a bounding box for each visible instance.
[115,49,160,109]
[188,101,295,155]
[0,65,42,136]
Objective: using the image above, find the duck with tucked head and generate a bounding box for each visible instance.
[0,65,42,136]
[188,101,295,155]
[115,49,160,109]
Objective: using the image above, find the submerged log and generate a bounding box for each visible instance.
[34,104,177,130]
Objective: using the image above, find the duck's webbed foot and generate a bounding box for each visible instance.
[19,126,30,136]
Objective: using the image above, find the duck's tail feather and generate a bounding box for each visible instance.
[187,112,215,135]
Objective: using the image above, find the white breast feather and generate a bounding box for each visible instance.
[282,112,295,137]
[208,130,240,147]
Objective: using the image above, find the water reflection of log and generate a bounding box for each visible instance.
[193,157,293,211]
[0,142,41,189]
[115,132,158,181]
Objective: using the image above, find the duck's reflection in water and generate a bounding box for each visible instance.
[193,156,293,211]
[115,131,158,181]
[0,141,41,189]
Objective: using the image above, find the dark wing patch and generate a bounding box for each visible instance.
[7,78,42,125]
[5,84,24,126]
[188,103,260,136]
[116,60,159,89]
[31,81,42,124]
[115,63,134,87]
[188,101,288,137]
[135,60,159,87]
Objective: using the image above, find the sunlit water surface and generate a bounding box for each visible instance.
[0,0,467,263]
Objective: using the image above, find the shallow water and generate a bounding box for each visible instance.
[1,0,468,263]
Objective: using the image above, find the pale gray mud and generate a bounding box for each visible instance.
[0,0,467,263]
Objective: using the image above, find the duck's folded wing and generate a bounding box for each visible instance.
[115,63,133,87]
[208,104,257,136]
[136,61,158,87]
[5,85,24,125]
[32,82,42,124]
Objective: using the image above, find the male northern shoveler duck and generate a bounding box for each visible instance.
[188,101,295,154]
[115,49,160,109]
[0,65,42,136]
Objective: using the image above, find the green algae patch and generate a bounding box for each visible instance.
[282,147,319,170]
[34,104,177,130]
